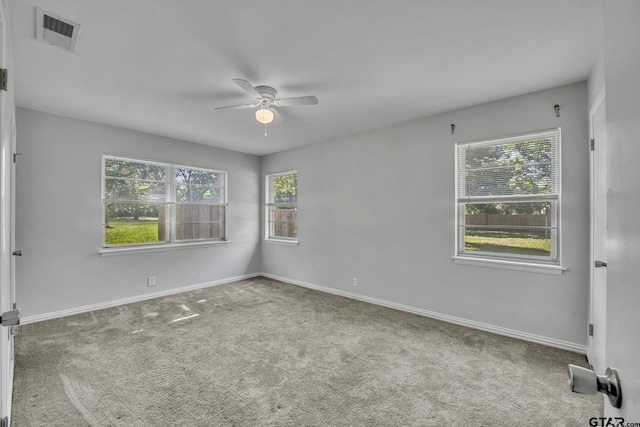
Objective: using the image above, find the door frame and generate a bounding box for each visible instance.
[587,87,606,371]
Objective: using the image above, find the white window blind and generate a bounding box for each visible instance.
[457,129,560,201]
[455,129,561,264]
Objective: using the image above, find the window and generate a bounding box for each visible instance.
[103,155,226,248]
[265,171,297,241]
[455,129,560,264]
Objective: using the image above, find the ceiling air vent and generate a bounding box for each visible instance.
[35,8,80,52]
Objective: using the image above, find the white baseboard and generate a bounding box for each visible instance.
[21,271,587,355]
[260,272,587,355]
[21,273,262,325]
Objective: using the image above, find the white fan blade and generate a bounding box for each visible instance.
[275,95,319,107]
[271,107,284,121]
[232,78,261,98]
[213,103,258,111]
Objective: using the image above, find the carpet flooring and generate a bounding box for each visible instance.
[12,277,601,426]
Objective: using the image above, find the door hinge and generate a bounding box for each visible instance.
[0,69,7,91]
[595,260,607,268]
[13,152,22,163]
[589,323,594,336]
[1,416,7,427]
[590,138,595,151]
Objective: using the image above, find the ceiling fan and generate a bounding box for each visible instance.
[214,78,319,126]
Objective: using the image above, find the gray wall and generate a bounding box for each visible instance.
[262,82,590,348]
[15,108,261,319]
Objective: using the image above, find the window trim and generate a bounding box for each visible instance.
[451,255,567,275]
[265,170,298,243]
[454,128,563,270]
[101,155,228,252]
[99,239,230,256]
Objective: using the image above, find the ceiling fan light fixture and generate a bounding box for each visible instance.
[255,108,274,124]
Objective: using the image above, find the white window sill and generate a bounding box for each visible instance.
[452,256,566,275]
[263,238,299,246]
[99,240,230,256]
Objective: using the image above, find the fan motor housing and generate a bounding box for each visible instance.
[255,86,277,100]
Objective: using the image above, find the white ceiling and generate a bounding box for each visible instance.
[8,1,602,156]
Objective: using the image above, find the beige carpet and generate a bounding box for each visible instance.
[12,277,601,426]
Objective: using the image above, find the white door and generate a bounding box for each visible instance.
[0,1,17,422]
[588,93,607,374]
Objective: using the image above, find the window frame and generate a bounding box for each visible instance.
[453,129,563,271]
[101,155,228,253]
[265,170,298,244]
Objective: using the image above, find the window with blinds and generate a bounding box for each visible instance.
[103,155,227,248]
[265,171,298,241]
[455,129,560,263]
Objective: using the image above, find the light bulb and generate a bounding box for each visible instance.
[255,108,274,124]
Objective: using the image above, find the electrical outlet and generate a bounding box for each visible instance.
[352,278,358,287]
[147,276,156,287]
